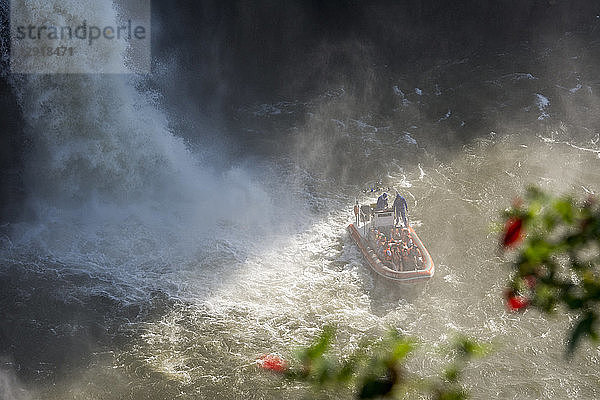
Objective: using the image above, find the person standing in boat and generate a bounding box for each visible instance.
[393,192,409,227]
[375,192,389,211]
[353,200,360,226]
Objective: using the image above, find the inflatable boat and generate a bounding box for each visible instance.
[348,205,434,282]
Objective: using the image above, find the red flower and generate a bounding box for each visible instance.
[257,354,288,373]
[502,217,524,248]
[504,290,529,312]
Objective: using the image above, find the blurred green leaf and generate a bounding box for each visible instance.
[532,282,559,313]
[567,312,596,355]
[444,365,460,383]
[581,272,600,299]
[358,377,394,399]
[522,239,553,265]
[454,337,489,361]
[563,289,584,310]
[336,360,356,383]
[313,359,333,384]
[303,326,334,362]
[435,389,468,400]
[390,340,415,362]
[542,212,558,231]
[553,198,575,224]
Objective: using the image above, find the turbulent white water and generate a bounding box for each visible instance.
[5,0,292,269]
[1,4,308,395]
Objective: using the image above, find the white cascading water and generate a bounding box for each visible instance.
[6,0,277,268]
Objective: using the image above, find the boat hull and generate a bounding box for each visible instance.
[347,223,434,282]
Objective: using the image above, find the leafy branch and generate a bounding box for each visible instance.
[258,328,486,399]
[501,186,600,354]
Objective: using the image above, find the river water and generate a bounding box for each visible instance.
[2,3,600,400]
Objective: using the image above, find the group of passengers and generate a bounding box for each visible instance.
[368,227,424,271]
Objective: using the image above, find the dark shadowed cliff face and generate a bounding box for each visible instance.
[150,0,599,106]
[0,77,25,222]
[0,6,25,222]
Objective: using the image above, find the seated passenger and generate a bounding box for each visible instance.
[399,229,407,245]
[375,192,389,211]
[392,245,402,271]
[409,244,424,269]
[377,239,386,256]
[401,244,414,270]
[400,228,414,247]
[384,247,393,264]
